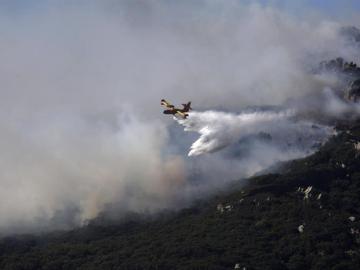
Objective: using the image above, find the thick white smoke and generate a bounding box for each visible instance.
[0,1,359,233]
[0,112,187,233]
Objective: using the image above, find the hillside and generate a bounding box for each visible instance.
[0,120,360,270]
[2,2,360,269]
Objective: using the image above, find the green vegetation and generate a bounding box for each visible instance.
[1,121,360,270]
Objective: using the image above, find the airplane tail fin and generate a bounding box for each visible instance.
[182,102,192,111]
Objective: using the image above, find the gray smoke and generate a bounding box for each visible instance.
[0,1,359,234]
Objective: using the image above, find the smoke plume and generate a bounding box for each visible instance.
[0,1,359,234]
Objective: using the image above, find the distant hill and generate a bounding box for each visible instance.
[340,26,360,43]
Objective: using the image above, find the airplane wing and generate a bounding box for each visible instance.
[175,111,188,119]
[161,99,174,108]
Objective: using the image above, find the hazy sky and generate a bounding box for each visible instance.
[0,0,359,17]
[267,0,360,21]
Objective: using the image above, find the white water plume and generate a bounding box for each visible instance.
[176,110,333,157]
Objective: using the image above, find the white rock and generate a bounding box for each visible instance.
[349,216,356,222]
[354,142,360,151]
[345,250,356,256]
[303,186,312,200]
[298,224,305,233]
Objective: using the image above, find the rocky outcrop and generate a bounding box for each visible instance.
[340,26,360,43]
[345,79,360,102]
[318,57,360,77]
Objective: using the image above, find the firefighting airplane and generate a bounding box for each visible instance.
[161,99,192,119]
